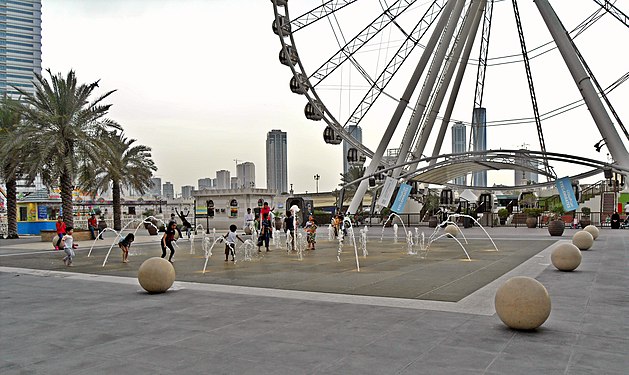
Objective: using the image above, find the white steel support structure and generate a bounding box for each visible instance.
[346,0,458,215]
[419,0,486,168]
[534,0,629,176]
[392,0,467,178]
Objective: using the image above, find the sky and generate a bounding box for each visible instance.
[40,0,629,195]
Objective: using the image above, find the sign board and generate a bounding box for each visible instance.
[391,183,412,213]
[37,204,48,220]
[377,177,397,207]
[555,177,579,212]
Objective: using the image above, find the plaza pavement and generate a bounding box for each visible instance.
[0,226,627,374]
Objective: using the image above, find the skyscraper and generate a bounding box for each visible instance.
[514,149,539,185]
[181,185,194,199]
[198,177,213,190]
[343,125,363,175]
[237,162,256,188]
[451,122,467,185]
[162,182,174,199]
[216,170,230,189]
[0,0,42,97]
[149,177,162,197]
[471,108,487,187]
[266,129,287,193]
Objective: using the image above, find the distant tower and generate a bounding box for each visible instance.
[237,162,256,188]
[0,0,42,98]
[266,129,288,193]
[472,108,487,187]
[343,125,363,175]
[515,148,539,185]
[181,185,194,199]
[150,177,162,197]
[197,178,212,190]
[162,182,174,199]
[451,122,467,185]
[230,177,238,190]
[216,170,230,189]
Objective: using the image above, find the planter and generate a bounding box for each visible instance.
[144,221,158,235]
[499,218,507,225]
[548,220,565,236]
[428,216,438,228]
[526,217,538,228]
[274,217,283,230]
[579,217,591,228]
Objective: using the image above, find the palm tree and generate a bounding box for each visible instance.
[0,96,27,238]
[15,70,120,228]
[339,165,366,206]
[78,131,156,231]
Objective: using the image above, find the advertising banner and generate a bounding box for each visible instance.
[377,177,397,207]
[391,183,412,213]
[555,177,579,212]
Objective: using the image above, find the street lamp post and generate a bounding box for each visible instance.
[314,174,320,194]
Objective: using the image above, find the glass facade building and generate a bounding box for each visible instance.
[266,129,287,193]
[0,0,42,97]
[451,121,467,185]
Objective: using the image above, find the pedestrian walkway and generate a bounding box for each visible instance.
[1,227,627,374]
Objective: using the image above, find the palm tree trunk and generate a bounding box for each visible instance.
[112,181,121,231]
[5,175,18,239]
[60,169,74,228]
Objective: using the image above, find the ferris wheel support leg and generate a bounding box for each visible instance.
[420,0,487,169]
[535,0,629,176]
[346,0,460,216]
[393,0,467,178]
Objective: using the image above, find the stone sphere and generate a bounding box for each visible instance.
[495,276,551,330]
[551,243,582,271]
[583,225,599,240]
[444,224,460,238]
[138,257,176,293]
[572,230,594,250]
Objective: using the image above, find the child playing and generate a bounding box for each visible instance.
[257,214,271,253]
[305,216,317,250]
[161,221,178,263]
[224,224,244,262]
[118,233,134,263]
[55,216,66,250]
[61,227,76,266]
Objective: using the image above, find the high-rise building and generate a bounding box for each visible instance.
[149,177,162,197]
[230,177,238,190]
[343,125,363,175]
[266,129,288,193]
[236,162,255,189]
[162,181,174,199]
[451,122,467,185]
[198,178,213,190]
[0,0,42,98]
[216,170,230,189]
[514,149,539,186]
[471,108,487,187]
[181,185,194,199]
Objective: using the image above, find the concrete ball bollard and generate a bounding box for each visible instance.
[572,230,594,250]
[138,257,176,293]
[583,225,599,240]
[551,243,582,271]
[495,276,551,330]
[444,224,459,238]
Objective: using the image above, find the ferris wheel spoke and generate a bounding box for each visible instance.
[344,0,447,128]
[591,0,629,28]
[309,0,420,87]
[288,0,359,33]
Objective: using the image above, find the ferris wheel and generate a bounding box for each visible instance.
[271,0,629,214]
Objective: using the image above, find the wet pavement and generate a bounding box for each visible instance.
[1,226,627,374]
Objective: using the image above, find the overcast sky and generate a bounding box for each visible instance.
[41,0,629,195]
